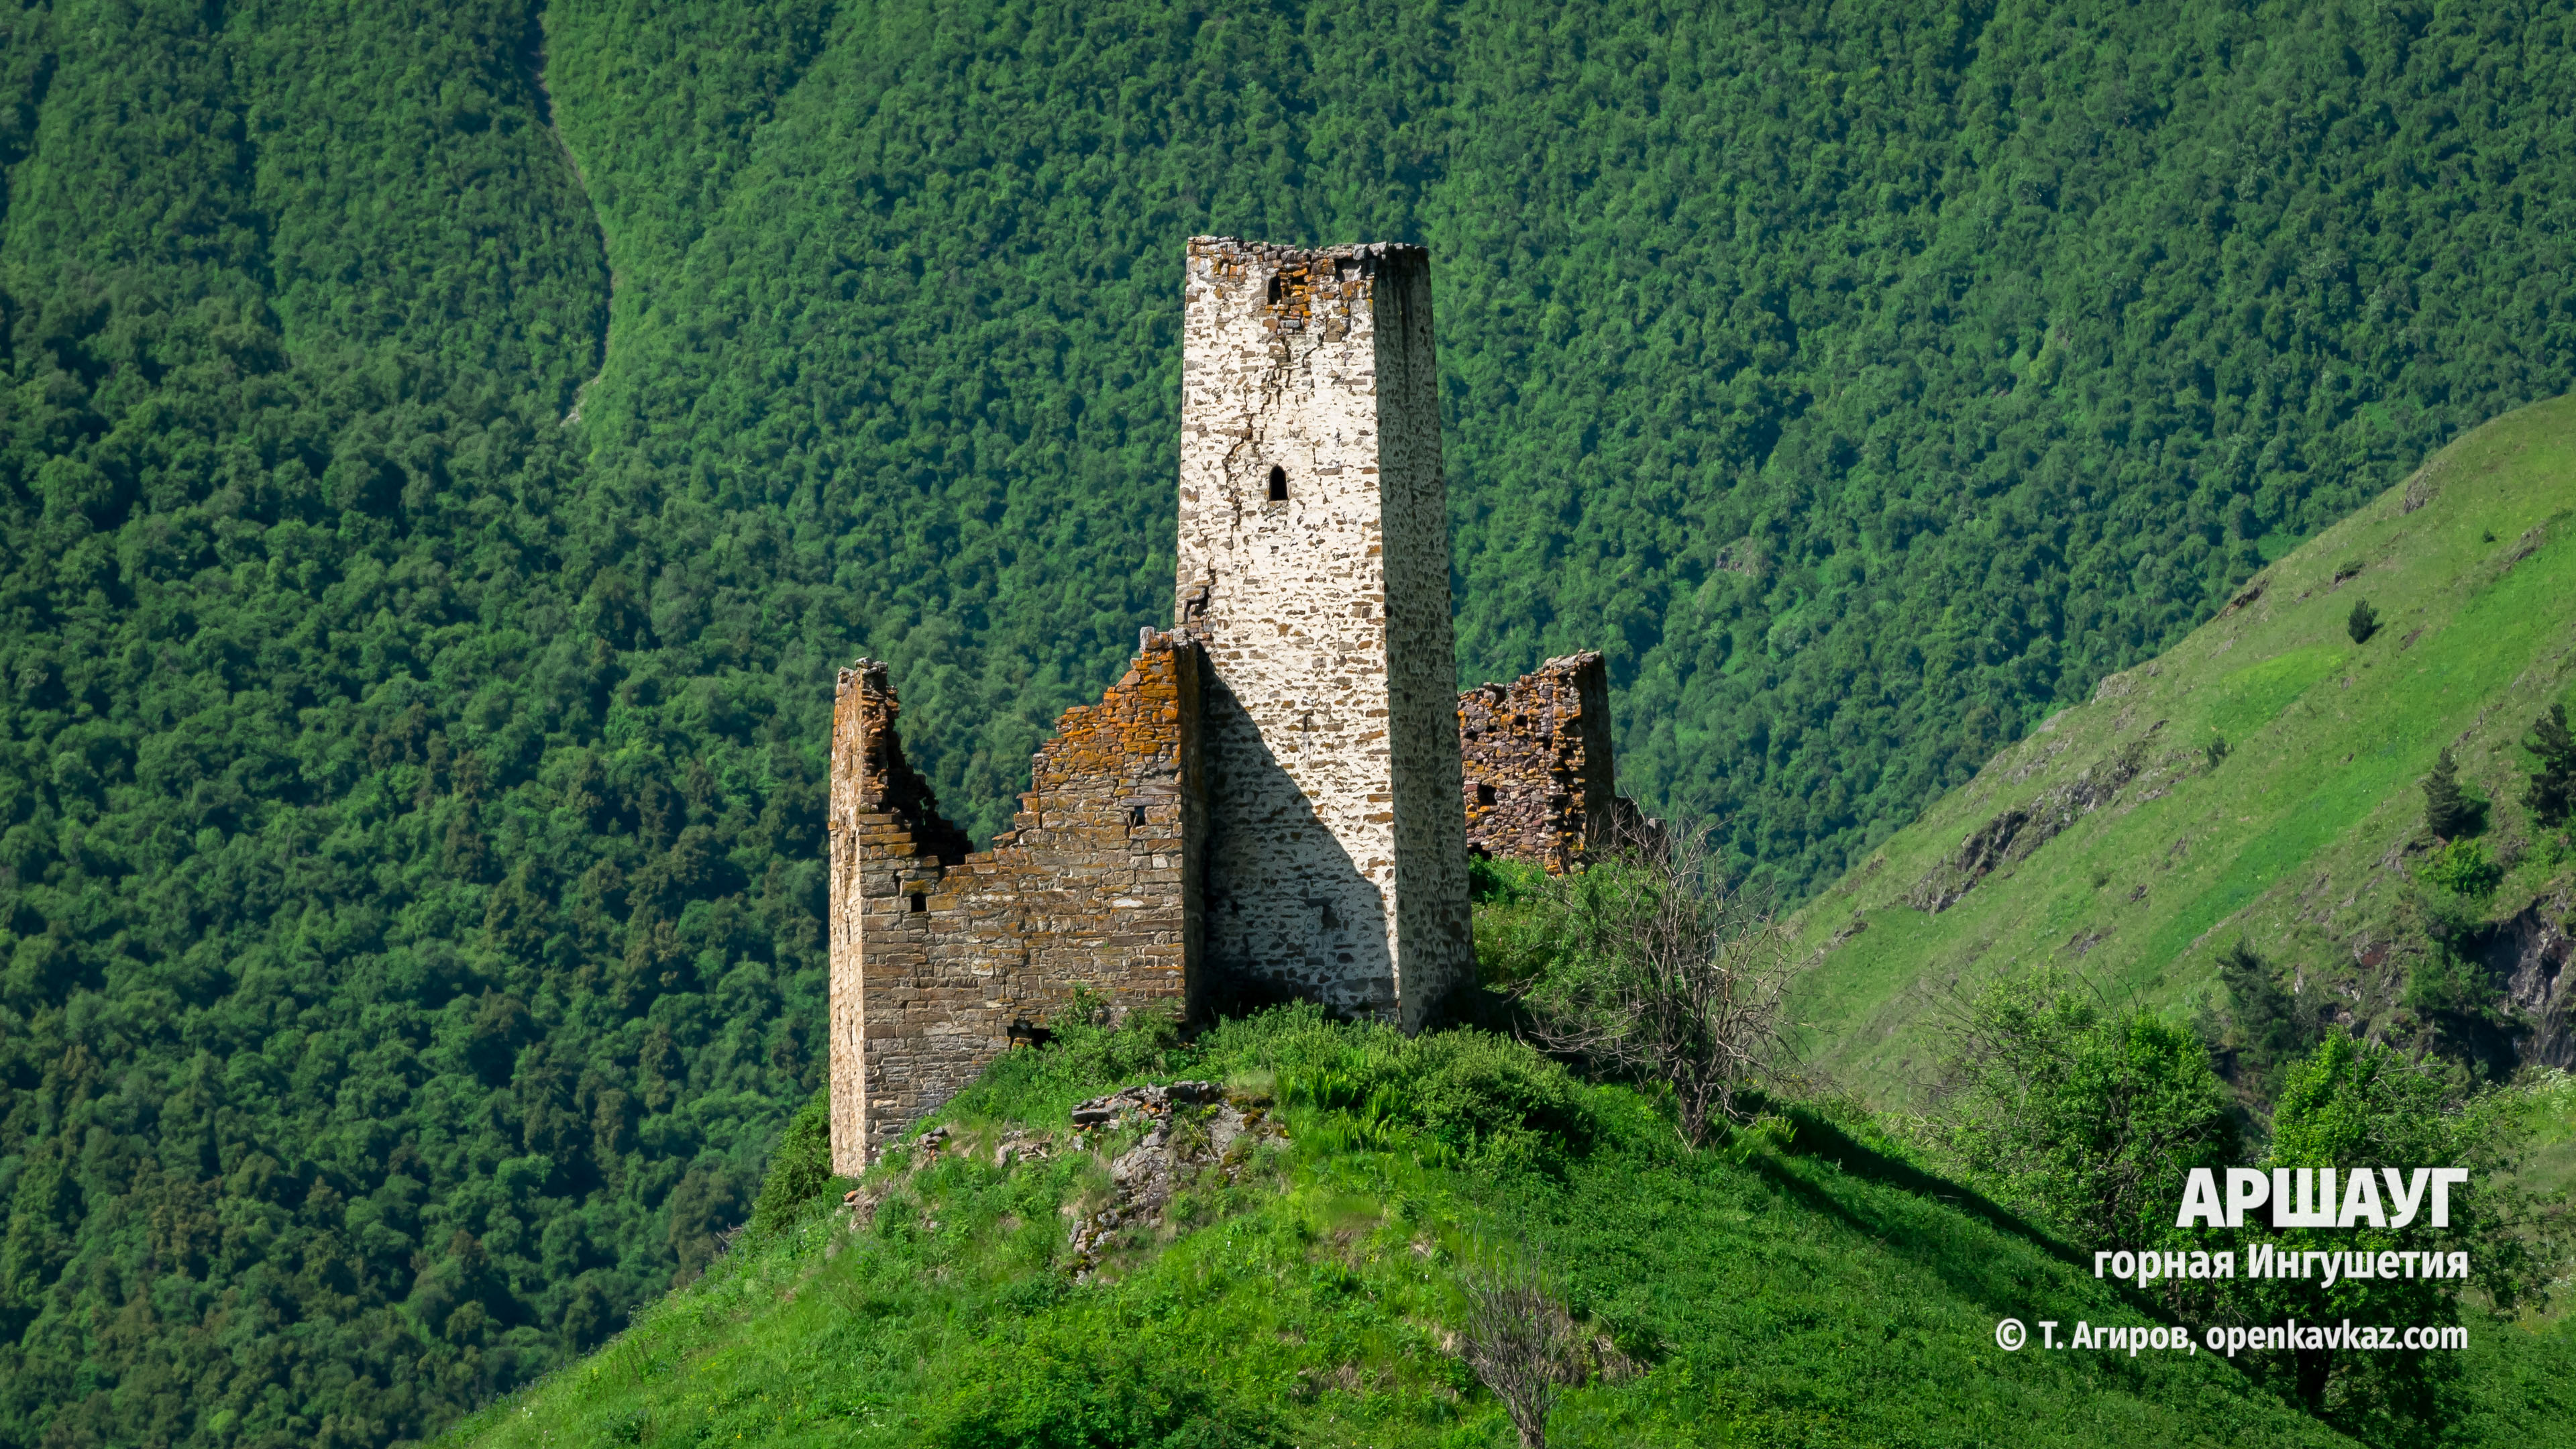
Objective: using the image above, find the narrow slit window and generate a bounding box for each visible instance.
[1129,805,1146,828]
[1267,466,1288,501]
[907,892,926,913]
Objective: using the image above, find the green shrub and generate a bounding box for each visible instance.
[2403,950,2499,1022]
[1471,855,1565,991]
[920,1329,1285,1448]
[2422,837,2502,897]
[2348,597,2381,642]
[2233,1032,2554,1439]
[746,1089,845,1236]
[1927,974,2239,1252]
[941,994,1191,1126]
[1470,853,1548,904]
[1279,1026,1597,1170]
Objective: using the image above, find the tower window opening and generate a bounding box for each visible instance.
[1475,782,1496,806]
[908,892,926,913]
[1267,466,1288,502]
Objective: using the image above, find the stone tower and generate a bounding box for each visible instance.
[1174,236,1472,1028]
[821,237,1642,1165]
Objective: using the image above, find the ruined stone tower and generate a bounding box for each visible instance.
[828,238,1645,1169]
[1174,237,1472,1030]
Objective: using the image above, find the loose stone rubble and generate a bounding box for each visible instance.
[1063,1081,1285,1277]
[829,1081,1287,1281]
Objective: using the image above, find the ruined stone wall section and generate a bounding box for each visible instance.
[827,641,1200,1169]
[1174,236,1468,1026]
[1459,651,1634,873]
[979,633,1201,1022]
[827,661,970,1172]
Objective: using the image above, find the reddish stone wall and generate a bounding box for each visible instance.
[828,635,1202,1169]
[1458,651,1644,872]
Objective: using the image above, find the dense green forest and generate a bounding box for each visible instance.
[3,1,2575,1444]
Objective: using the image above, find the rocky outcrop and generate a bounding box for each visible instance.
[2489,888,2574,1068]
[1064,1080,1285,1276]
[1907,742,2149,913]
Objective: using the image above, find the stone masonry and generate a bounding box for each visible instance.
[1459,650,1646,873]
[826,638,1203,1173]
[827,239,1645,1167]
[1175,237,1472,1029]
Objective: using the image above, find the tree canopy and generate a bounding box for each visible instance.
[5,1,2576,1444]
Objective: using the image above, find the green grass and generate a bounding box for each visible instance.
[2518,1072,2576,1205]
[437,1010,2413,1448]
[1788,396,2576,1095]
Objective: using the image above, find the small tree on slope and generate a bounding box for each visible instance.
[1459,1243,1579,1449]
[1519,822,1794,1146]
[2526,702,2576,826]
[2422,747,2478,839]
[2217,941,2310,1095]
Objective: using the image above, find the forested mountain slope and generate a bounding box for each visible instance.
[1789,396,2576,1099]
[5,2,2576,1444]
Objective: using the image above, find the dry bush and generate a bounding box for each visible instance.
[1519,820,1796,1145]
[1458,1242,1579,1449]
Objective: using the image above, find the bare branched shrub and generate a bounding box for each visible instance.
[1458,1242,1578,1449]
[1518,820,1796,1145]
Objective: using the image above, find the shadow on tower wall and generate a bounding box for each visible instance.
[1195,670,1395,1022]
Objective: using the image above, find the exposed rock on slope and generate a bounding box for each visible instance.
[1907,742,2150,912]
[2493,889,2575,1069]
[1064,1081,1286,1275]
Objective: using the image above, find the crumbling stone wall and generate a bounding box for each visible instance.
[1175,236,1471,1028]
[1459,651,1644,872]
[828,636,1203,1170]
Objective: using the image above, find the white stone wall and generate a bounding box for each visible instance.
[1370,255,1474,1026]
[1175,237,1470,1026]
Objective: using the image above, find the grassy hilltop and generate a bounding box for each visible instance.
[437,1010,2392,1449]
[1788,396,2576,1098]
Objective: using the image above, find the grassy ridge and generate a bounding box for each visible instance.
[1788,396,2576,1097]
[439,1010,2373,1448]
